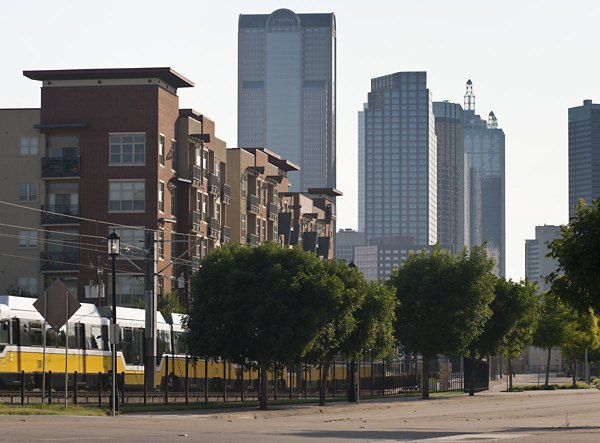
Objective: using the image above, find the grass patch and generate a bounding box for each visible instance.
[0,403,107,416]
[504,382,589,392]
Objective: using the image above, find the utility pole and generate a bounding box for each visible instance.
[145,230,157,391]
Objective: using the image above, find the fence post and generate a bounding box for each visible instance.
[74,371,78,405]
[240,365,245,403]
[204,358,208,404]
[185,355,189,405]
[164,355,169,405]
[382,361,386,396]
[98,372,102,408]
[371,360,374,397]
[121,372,125,407]
[48,371,53,405]
[20,371,25,406]
[333,361,336,399]
[274,368,278,401]
[143,363,147,406]
[223,360,227,403]
[289,365,293,400]
[303,362,308,399]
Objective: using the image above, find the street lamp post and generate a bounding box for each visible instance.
[108,230,120,416]
[347,261,358,403]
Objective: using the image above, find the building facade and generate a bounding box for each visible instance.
[568,99,600,218]
[364,72,437,248]
[237,9,336,192]
[525,225,561,293]
[433,101,465,253]
[334,228,366,264]
[357,103,367,232]
[463,80,505,276]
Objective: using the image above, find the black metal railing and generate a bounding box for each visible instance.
[40,250,80,271]
[221,184,231,204]
[209,217,220,239]
[41,157,80,178]
[41,204,80,225]
[190,211,202,231]
[190,165,203,184]
[268,202,278,221]
[222,225,231,242]
[247,233,259,247]
[208,174,220,195]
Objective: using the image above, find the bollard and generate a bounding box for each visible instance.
[74,371,78,405]
[20,371,25,406]
[48,371,53,405]
[98,372,102,408]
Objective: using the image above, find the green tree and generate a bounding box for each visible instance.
[185,243,335,410]
[158,290,185,316]
[561,308,600,387]
[548,199,600,312]
[532,291,571,388]
[389,245,496,399]
[465,278,539,394]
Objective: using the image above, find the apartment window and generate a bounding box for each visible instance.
[171,140,177,171]
[171,232,176,261]
[109,134,145,165]
[170,185,176,217]
[262,183,267,206]
[202,149,208,174]
[18,183,38,202]
[116,274,144,307]
[158,229,164,260]
[159,135,165,166]
[111,227,144,258]
[18,277,37,295]
[19,136,39,156]
[241,174,247,198]
[241,214,246,237]
[109,181,145,212]
[202,193,208,222]
[262,220,266,241]
[158,182,165,213]
[18,230,37,248]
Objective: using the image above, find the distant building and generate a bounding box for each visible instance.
[334,229,366,263]
[463,80,505,276]
[433,101,465,253]
[237,9,336,192]
[364,72,437,247]
[525,225,561,292]
[568,100,600,218]
[358,103,367,232]
[353,245,378,281]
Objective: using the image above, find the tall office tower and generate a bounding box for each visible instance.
[238,9,336,192]
[568,100,600,218]
[525,225,561,292]
[463,80,505,276]
[433,101,465,252]
[364,71,437,249]
[358,103,367,232]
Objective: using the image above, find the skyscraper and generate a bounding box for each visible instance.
[364,71,437,247]
[433,101,465,252]
[568,100,600,218]
[358,103,367,232]
[525,225,560,292]
[463,80,505,276]
[237,9,336,192]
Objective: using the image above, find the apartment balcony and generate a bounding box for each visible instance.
[41,157,81,178]
[40,251,80,272]
[190,165,204,187]
[208,173,220,196]
[247,195,259,214]
[221,184,231,205]
[208,217,220,239]
[41,204,80,225]
[247,233,259,247]
[221,225,231,242]
[190,211,202,232]
[268,202,278,222]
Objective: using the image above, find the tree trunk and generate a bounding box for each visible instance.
[259,361,269,410]
[508,359,513,392]
[319,362,330,407]
[544,348,552,388]
[422,356,430,400]
[468,354,477,397]
[572,362,577,388]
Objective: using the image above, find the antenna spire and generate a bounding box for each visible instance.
[464,79,475,111]
[488,111,498,129]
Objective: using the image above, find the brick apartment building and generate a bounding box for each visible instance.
[0,67,339,307]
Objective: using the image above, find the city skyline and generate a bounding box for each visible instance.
[2,0,599,280]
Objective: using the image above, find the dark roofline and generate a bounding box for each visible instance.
[240,147,300,172]
[239,12,335,29]
[23,67,194,88]
[307,187,343,197]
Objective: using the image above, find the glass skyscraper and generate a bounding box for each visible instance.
[568,100,600,218]
[238,9,336,192]
[364,72,437,247]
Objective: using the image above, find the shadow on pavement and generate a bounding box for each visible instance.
[278,430,474,440]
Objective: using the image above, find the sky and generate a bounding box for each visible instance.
[2,0,599,280]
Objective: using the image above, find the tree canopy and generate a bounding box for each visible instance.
[389,245,496,398]
[185,242,336,409]
[549,199,600,312]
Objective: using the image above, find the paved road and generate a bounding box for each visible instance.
[1,383,599,442]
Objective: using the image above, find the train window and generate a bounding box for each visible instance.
[90,325,101,350]
[101,325,109,351]
[46,328,58,347]
[156,329,171,363]
[11,318,19,346]
[0,321,9,345]
[75,323,86,350]
[29,321,43,346]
